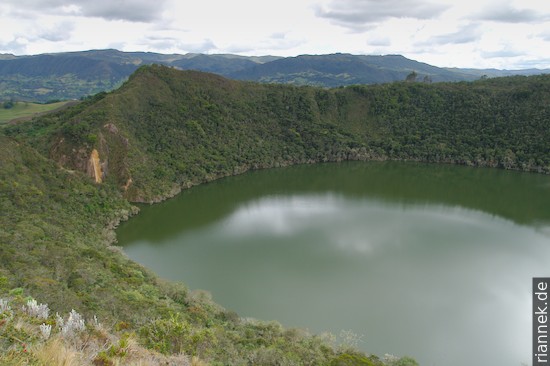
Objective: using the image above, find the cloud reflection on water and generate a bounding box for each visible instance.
[126,192,548,366]
[218,193,549,256]
[206,193,543,365]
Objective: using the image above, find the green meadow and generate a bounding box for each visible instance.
[0,101,73,124]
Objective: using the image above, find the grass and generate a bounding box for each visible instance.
[0,101,74,124]
[0,294,196,366]
[1,290,411,365]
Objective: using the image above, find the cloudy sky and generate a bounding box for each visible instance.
[1,0,550,69]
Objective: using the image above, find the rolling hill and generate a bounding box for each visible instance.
[228,53,470,85]
[1,49,548,102]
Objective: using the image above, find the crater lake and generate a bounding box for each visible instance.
[117,161,550,366]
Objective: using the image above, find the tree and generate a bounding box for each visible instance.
[405,71,418,82]
[3,99,15,109]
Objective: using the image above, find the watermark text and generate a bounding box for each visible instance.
[534,278,549,365]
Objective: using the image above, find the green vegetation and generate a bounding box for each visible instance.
[3,99,15,109]
[2,49,547,102]
[0,293,193,365]
[0,131,412,364]
[2,64,550,364]
[8,65,549,202]
[0,101,73,124]
[0,74,122,103]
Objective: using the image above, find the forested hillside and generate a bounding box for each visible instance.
[7,65,549,202]
[2,65,550,364]
[3,134,398,365]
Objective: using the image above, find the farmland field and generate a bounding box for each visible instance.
[0,101,74,124]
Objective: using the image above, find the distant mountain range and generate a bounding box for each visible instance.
[1,49,548,102]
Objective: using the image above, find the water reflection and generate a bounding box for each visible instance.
[117,162,550,244]
[118,162,550,366]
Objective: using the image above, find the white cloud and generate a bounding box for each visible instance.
[368,36,392,47]
[37,21,75,42]
[481,47,523,59]
[175,39,217,54]
[473,1,550,23]
[0,38,28,55]
[315,0,450,31]
[2,0,168,22]
[536,30,550,42]
[0,0,550,69]
[417,23,482,46]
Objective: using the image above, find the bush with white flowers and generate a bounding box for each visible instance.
[39,323,52,340]
[60,309,86,337]
[22,299,49,319]
[0,298,11,314]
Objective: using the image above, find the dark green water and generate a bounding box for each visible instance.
[117,161,550,366]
